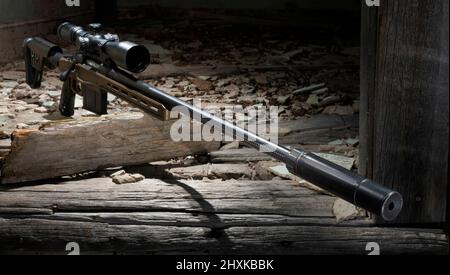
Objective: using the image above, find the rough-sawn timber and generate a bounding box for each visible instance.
[0,178,447,255]
[0,113,220,184]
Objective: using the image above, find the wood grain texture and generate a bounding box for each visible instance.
[211,148,273,163]
[0,178,447,255]
[0,114,355,184]
[0,178,336,217]
[359,4,379,180]
[360,0,449,224]
[0,113,220,184]
[0,218,446,255]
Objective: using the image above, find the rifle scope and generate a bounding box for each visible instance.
[57,22,150,73]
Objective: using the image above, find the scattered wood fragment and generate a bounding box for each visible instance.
[253,161,280,180]
[322,105,355,116]
[191,78,214,91]
[333,199,364,223]
[0,131,10,139]
[293,83,326,95]
[168,163,253,180]
[0,139,11,150]
[111,170,145,185]
[219,141,240,151]
[0,139,11,159]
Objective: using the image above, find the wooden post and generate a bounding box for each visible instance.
[360,0,449,224]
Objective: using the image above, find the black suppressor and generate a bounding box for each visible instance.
[57,22,150,73]
[287,150,403,221]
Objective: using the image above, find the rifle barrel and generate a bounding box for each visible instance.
[103,67,403,221]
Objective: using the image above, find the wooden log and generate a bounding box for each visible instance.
[0,178,335,217]
[0,113,220,184]
[0,218,446,255]
[360,0,449,224]
[0,178,447,255]
[0,114,355,184]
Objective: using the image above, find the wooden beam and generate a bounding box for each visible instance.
[0,218,446,255]
[360,0,449,224]
[0,113,219,184]
[0,114,356,184]
[0,178,446,255]
[0,178,336,217]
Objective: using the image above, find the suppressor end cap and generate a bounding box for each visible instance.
[381,191,403,221]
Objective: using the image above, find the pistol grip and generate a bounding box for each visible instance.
[59,79,76,117]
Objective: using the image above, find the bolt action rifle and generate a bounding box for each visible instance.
[23,22,403,221]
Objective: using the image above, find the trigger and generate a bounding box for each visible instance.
[59,54,83,82]
[60,62,76,82]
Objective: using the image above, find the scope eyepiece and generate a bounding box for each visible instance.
[57,22,86,43]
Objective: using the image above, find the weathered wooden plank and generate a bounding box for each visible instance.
[279,127,359,146]
[0,218,446,255]
[209,114,359,163]
[359,0,379,181]
[0,114,356,184]
[0,179,336,217]
[360,0,449,224]
[211,148,273,163]
[210,147,356,166]
[0,178,446,254]
[0,113,220,184]
[19,212,370,228]
[278,115,357,136]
